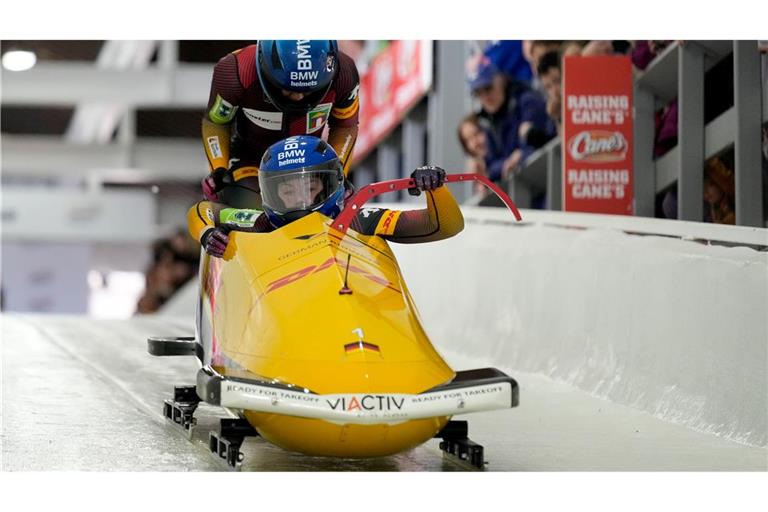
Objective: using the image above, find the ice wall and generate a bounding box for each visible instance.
[390,207,768,447]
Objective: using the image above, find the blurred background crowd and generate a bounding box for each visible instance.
[456,40,768,222]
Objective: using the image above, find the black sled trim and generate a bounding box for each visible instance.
[426,368,519,408]
[147,336,203,361]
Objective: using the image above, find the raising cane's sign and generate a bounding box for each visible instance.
[562,56,633,214]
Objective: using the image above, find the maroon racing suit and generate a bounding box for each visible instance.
[202,43,360,178]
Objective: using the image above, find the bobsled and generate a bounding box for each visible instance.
[149,174,521,469]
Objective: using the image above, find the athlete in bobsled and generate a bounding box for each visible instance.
[189,135,464,256]
[151,134,519,470]
[201,40,360,209]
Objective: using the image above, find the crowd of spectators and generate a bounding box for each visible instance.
[458,40,625,204]
[460,40,765,225]
[135,229,199,314]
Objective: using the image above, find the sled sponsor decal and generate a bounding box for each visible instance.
[209,95,236,124]
[306,103,332,133]
[219,380,514,423]
[264,256,400,295]
[224,383,321,403]
[563,55,633,214]
[327,395,403,412]
[277,238,330,260]
[243,108,282,130]
[411,385,506,403]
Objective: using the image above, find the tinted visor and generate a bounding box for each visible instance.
[260,166,343,216]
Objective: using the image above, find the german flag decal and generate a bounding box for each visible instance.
[344,341,380,353]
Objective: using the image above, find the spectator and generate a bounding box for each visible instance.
[581,40,615,57]
[631,41,679,159]
[704,157,735,225]
[560,41,586,58]
[631,40,672,70]
[631,40,680,218]
[522,41,563,95]
[659,155,737,224]
[469,61,554,183]
[483,40,533,84]
[457,113,492,195]
[525,41,563,78]
[536,51,563,134]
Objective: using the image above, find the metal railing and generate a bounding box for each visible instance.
[498,41,766,227]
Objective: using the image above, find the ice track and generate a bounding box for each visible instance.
[2,314,764,471]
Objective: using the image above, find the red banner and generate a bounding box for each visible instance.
[352,40,433,165]
[562,56,633,215]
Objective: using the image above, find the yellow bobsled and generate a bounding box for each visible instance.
[149,174,520,468]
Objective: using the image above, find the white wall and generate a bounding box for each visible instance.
[391,208,768,447]
[1,187,157,243]
[1,189,157,315]
[1,242,91,313]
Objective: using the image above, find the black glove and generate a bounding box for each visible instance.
[408,165,446,196]
[200,226,231,258]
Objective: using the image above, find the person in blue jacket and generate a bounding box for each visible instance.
[469,60,555,183]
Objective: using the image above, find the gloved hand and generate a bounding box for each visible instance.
[201,167,230,202]
[200,226,231,258]
[409,165,446,196]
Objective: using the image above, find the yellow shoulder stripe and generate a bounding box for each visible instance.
[331,97,359,120]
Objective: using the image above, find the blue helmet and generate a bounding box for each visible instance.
[256,40,338,112]
[259,135,345,228]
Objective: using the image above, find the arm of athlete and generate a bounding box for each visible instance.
[328,52,361,176]
[350,166,465,244]
[201,53,243,200]
[187,200,269,258]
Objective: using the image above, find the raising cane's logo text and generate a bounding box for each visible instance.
[567,130,628,162]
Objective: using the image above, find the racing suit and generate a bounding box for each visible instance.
[202,43,360,208]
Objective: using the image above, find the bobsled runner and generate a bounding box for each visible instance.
[149,173,521,470]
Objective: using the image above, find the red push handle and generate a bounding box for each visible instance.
[333,173,522,235]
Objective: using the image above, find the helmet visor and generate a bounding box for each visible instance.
[260,166,343,216]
